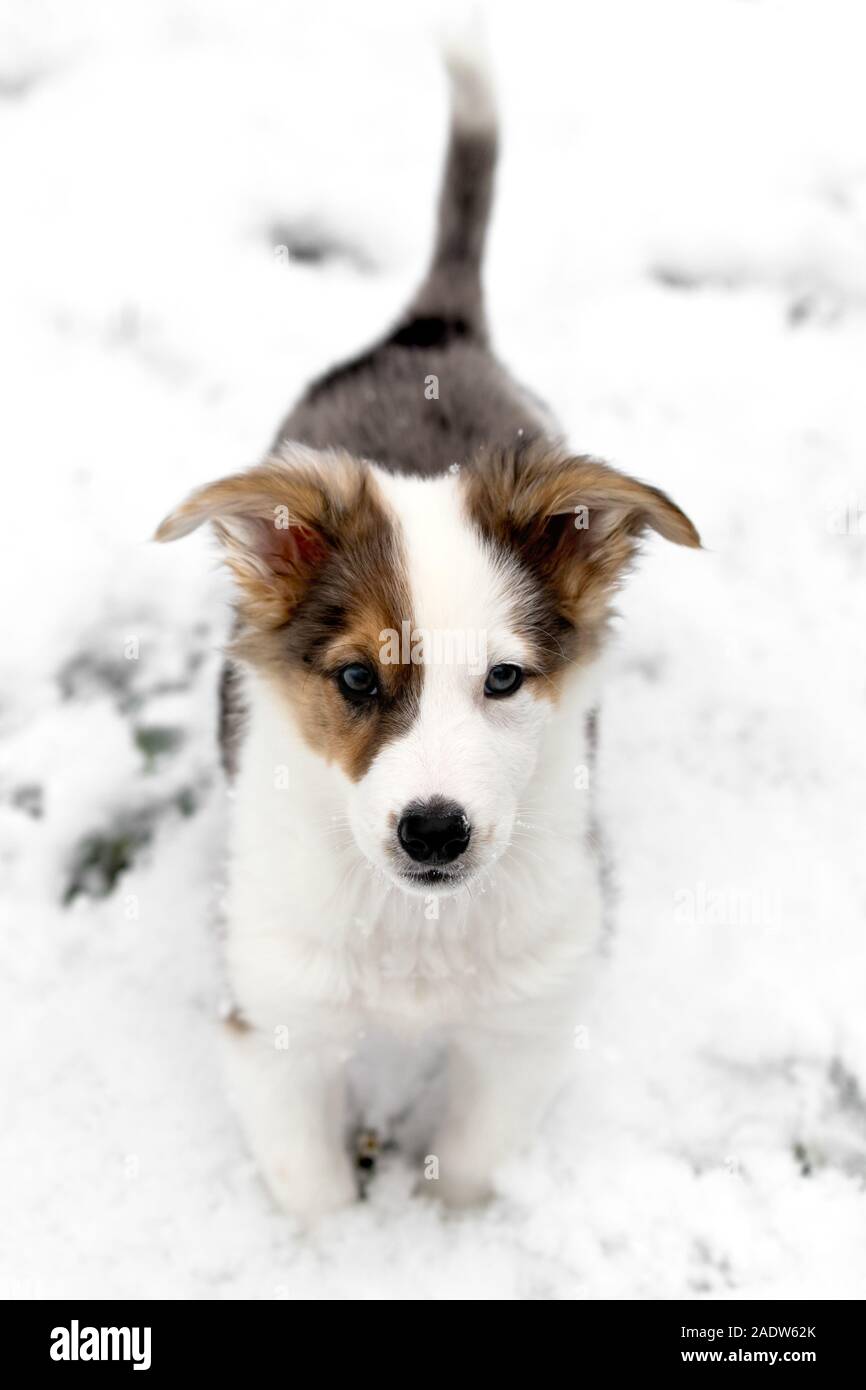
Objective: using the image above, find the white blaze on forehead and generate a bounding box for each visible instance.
[373,468,532,672]
[350,469,549,866]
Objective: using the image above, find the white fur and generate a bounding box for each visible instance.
[223,469,604,1220]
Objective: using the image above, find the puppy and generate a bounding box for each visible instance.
[156,46,699,1220]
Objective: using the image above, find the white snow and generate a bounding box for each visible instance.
[1,0,865,1299]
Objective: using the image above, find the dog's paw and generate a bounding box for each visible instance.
[416,1157,494,1211]
[260,1152,358,1226]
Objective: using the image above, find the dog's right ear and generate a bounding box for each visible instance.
[463,438,699,657]
[154,444,368,627]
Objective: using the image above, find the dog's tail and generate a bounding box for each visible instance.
[389,33,498,347]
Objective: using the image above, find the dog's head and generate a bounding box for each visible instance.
[156,438,698,895]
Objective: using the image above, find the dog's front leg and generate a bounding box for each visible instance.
[222,1013,357,1224]
[428,1020,574,1209]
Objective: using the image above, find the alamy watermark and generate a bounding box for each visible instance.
[379,619,487,668]
[673,880,780,928]
[826,498,866,536]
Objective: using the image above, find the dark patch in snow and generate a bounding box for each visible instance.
[0,69,45,100]
[64,817,154,905]
[62,784,200,905]
[787,292,843,328]
[626,654,667,684]
[689,1238,734,1294]
[134,724,185,770]
[58,631,210,713]
[268,220,375,272]
[9,783,44,819]
[652,266,705,292]
[793,1140,813,1177]
[703,1052,866,1183]
[59,651,134,705]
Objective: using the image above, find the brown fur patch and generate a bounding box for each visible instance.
[156,443,421,782]
[155,445,367,629]
[462,437,700,678]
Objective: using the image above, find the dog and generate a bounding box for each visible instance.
[156,43,699,1221]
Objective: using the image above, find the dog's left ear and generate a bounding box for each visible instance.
[464,441,700,636]
[154,443,372,627]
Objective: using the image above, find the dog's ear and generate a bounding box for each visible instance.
[464,440,699,640]
[154,444,369,627]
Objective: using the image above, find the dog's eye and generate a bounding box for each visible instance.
[336,662,378,702]
[484,663,523,698]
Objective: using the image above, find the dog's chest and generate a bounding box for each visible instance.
[228,850,598,1036]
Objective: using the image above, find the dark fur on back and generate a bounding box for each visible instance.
[277,340,549,477]
[273,53,555,477]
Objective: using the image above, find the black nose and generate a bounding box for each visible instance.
[397,801,471,865]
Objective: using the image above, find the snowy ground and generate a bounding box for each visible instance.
[2,0,865,1300]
